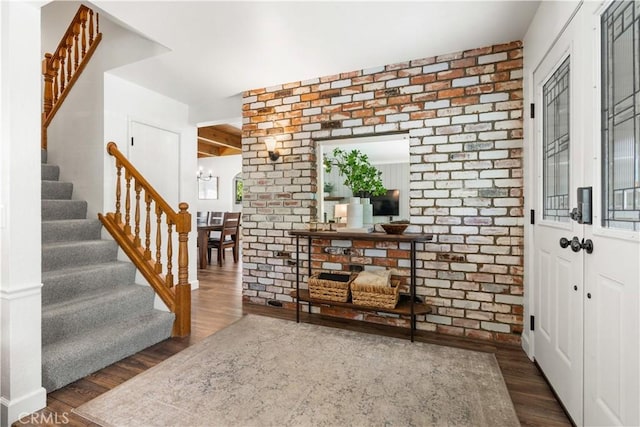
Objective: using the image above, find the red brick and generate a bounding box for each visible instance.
[438,88,465,99]
[451,96,480,106]
[364,116,386,126]
[464,46,493,57]
[389,95,412,105]
[437,69,465,80]
[497,59,523,71]
[493,41,523,52]
[465,329,493,340]
[436,325,465,336]
[374,71,399,81]
[410,110,437,120]
[451,57,477,69]
[352,109,374,118]
[465,84,494,95]
[411,74,437,84]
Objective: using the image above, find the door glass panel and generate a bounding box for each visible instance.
[602,0,640,231]
[543,57,571,222]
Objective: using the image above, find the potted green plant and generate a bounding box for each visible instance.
[323,148,386,197]
[324,148,386,228]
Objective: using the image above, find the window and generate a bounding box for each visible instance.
[543,57,571,222]
[602,0,640,231]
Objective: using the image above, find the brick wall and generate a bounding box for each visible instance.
[241,41,524,344]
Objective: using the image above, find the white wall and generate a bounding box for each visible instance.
[196,155,242,214]
[522,0,581,358]
[104,73,198,290]
[0,2,47,424]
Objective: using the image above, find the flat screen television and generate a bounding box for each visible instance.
[371,189,400,216]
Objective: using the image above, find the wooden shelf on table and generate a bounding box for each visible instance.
[323,196,344,201]
[291,289,432,316]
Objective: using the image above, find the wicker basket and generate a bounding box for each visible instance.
[308,273,356,302]
[351,276,405,309]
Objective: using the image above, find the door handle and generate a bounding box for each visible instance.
[570,236,582,252]
[570,208,582,223]
[559,236,594,253]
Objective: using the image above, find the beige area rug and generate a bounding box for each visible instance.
[75,315,520,427]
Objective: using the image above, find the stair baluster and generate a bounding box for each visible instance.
[100,142,191,337]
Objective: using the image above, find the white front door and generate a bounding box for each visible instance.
[532,1,640,425]
[533,10,585,424]
[583,1,640,425]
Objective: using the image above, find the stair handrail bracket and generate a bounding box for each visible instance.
[101,142,191,337]
[42,4,102,149]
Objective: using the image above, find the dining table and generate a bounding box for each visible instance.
[197,220,223,269]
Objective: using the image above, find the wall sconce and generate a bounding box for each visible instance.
[197,167,213,181]
[265,137,280,161]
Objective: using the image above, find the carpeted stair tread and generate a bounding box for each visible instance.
[42,262,136,305]
[42,180,73,200]
[42,284,156,346]
[42,199,87,220]
[42,310,175,391]
[42,164,60,181]
[42,240,118,272]
[40,148,176,393]
[42,219,102,243]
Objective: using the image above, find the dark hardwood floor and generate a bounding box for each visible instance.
[16,253,571,426]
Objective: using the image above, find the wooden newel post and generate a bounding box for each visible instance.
[41,53,55,150]
[42,54,54,119]
[173,202,191,337]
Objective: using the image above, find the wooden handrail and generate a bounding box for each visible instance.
[100,142,191,337]
[42,5,102,149]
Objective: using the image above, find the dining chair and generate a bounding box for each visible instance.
[207,212,241,267]
[208,211,224,225]
[196,211,208,225]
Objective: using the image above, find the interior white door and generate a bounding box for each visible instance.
[129,120,181,286]
[533,9,585,424]
[582,1,640,425]
[129,120,180,207]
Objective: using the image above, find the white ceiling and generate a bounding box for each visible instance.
[92,1,540,125]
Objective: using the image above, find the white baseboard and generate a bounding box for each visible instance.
[520,331,534,361]
[1,387,47,426]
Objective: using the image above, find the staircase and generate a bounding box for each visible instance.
[41,149,175,392]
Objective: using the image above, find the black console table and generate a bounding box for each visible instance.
[288,229,433,341]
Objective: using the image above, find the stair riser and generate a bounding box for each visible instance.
[42,286,155,346]
[42,263,136,305]
[42,241,118,272]
[41,164,60,181]
[41,149,47,164]
[42,200,87,220]
[42,311,174,391]
[42,181,73,200]
[42,220,102,243]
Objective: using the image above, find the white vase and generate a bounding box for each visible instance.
[361,197,373,225]
[346,197,363,229]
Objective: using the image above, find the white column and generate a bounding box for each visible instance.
[0,2,47,425]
